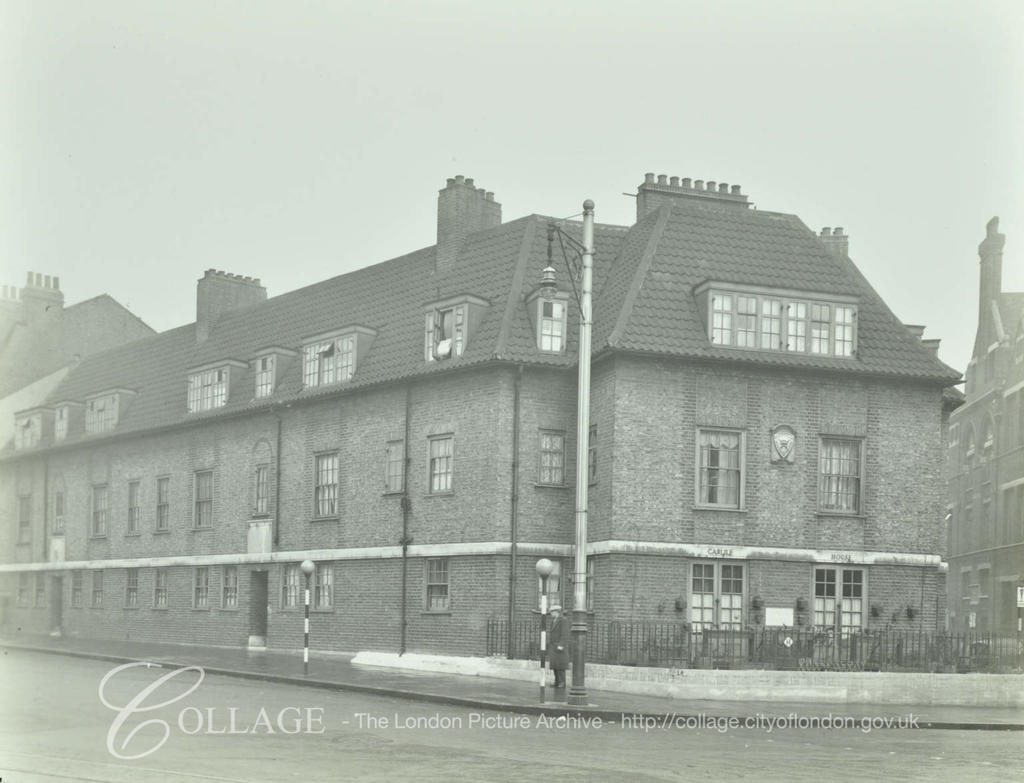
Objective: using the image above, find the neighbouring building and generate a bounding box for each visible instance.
[0,173,959,657]
[947,217,1024,634]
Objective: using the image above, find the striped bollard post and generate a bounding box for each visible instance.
[535,558,554,703]
[300,559,315,676]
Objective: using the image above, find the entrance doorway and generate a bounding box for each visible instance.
[248,570,269,648]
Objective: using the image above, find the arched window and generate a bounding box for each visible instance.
[981,416,995,459]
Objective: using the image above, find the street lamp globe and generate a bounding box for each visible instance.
[300,559,315,577]
[535,558,554,579]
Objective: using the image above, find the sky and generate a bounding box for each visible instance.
[1,0,1021,376]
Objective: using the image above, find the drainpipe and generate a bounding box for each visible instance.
[42,456,49,562]
[273,409,282,546]
[400,384,412,655]
[507,366,523,658]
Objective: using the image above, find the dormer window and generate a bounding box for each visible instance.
[255,355,275,398]
[699,284,857,358]
[539,300,567,352]
[14,413,41,449]
[303,335,355,387]
[86,394,118,433]
[423,295,488,362]
[300,329,374,389]
[427,305,465,360]
[187,368,228,412]
[55,406,68,441]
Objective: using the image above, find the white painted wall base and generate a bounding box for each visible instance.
[351,651,1024,708]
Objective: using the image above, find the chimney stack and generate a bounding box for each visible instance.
[820,226,849,258]
[636,173,750,222]
[436,175,502,273]
[975,216,1005,356]
[196,269,267,341]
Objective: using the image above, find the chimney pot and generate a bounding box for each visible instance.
[719,183,729,193]
[644,172,655,184]
[454,175,465,184]
[669,176,679,187]
[465,178,475,187]
[44,275,51,288]
[695,180,705,191]
[681,178,692,188]
[485,191,494,201]
[53,276,60,290]
[706,181,716,192]
[657,174,667,185]
[446,178,455,187]
[821,227,831,237]
[731,185,741,195]
[833,227,844,236]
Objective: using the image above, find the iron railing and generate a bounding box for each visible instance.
[486,617,1024,673]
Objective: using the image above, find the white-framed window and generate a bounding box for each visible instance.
[981,417,995,459]
[127,481,140,534]
[35,573,46,606]
[254,355,275,398]
[254,466,269,515]
[314,453,339,517]
[760,298,782,349]
[125,568,139,607]
[193,567,210,608]
[425,305,466,361]
[92,570,104,607]
[428,435,454,494]
[385,440,405,494]
[154,569,168,608]
[315,564,333,610]
[819,437,863,513]
[810,303,831,354]
[17,495,31,544]
[690,562,744,631]
[786,301,807,352]
[303,335,356,387]
[71,571,83,607]
[711,294,733,345]
[963,425,976,466]
[156,477,170,531]
[193,471,213,528]
[705,288,857,357]
[538,430,565,486]
[55,406,68,441]
[735,295,757,348]
[813,567,864,636]
[696,429,744,509]
[539,300,566,353]
[222,566,238,608]
[92,485,108,537]
[281,564,300,608]
[187,368,228,412]
[53,491,65,534]
[425,558,449,612]
[85,395,118,434]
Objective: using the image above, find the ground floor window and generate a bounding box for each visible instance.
[425,558,449,612]
[222,566,238,609]
[315,564,333,610]
[282,564,301,608]
[125,568,139,607]
[154,569,168,608]
[92,571,104,607]
[813,567,864,635]
[18,573,30,606]
[71,571,82,607]
[193,567,210,609]
[690,561,744,630]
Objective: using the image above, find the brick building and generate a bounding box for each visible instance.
[946,217,1024,634]
[0,173,959,656]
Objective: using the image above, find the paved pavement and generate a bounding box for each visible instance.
[2,633,1021,730]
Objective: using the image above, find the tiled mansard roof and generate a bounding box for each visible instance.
[9,192,959,450]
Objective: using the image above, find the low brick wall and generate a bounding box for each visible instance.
[351,651,1024,708]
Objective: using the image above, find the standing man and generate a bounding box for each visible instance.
[548,604,570,692]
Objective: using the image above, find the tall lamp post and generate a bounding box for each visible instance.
[535,558,554,702]
[540,199,595,706]
[300,559,315,676]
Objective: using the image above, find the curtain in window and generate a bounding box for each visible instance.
[699,431,740,506]
[819,439,860,512]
